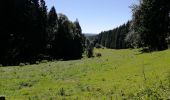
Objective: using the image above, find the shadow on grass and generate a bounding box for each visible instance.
[134,47,167,55]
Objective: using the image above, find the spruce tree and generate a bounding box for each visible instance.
[47,6,58,56]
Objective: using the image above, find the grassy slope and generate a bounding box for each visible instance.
[0,49,170,100]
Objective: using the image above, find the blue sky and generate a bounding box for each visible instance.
[45,0,138,33]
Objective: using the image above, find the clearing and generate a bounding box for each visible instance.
[1,49,170,100]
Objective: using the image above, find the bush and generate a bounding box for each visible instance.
[166,36,170,48]
[86,42,94,58]
[41,60,48,63]
[59,88,65,96]
[87,47,94,58]
[35,61,40,65]
[95,43,103,49]
[25,62,30,65]
[95,53,102,57]
[19,63,25,67]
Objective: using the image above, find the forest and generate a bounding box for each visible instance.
[1,0,170,99]
[97,21,130,49]
[0,0,170,66]
[0,0,85,66]
[96,0,170,50]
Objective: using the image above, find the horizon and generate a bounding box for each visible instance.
[45,0,138,34]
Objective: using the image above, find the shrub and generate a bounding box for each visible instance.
[25,62,30,65]
[86,42,94,58]
[19,63,25,67]
[95,53,102,57]
[35,61,40,65]
[41,60,48,63]
[59,88,65,96]
[87,47,94,58]
[95,43,103,49]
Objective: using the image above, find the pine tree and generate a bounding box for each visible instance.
[39,0,48,52]
[0,0,85,65]
[47,6,58,56]
[96,22,130,49]
[73,19,85,58]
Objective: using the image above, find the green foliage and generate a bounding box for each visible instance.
[0,0,85,65]
[19,63,26,67]
[127,0,170,51]
[97,21,130,49]
[53,14,85,59]
[86,42,94,58]
[59,88,65,96]
[46,6,58,55]
[95,43,103,49]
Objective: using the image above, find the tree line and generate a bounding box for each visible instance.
[0,0,85,66]
[96,0,170,50]
[97,21,130,49]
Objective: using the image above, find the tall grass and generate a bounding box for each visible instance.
[0,48,170,99]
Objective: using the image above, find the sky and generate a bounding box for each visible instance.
[45,0,138,34]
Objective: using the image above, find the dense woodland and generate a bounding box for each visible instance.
[0,0,85,65]
[0,0,170,66]
[97,21,130,49]
[1,0,170,99]
[96,0,170,50]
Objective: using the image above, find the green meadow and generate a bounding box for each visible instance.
[1,48,170,100]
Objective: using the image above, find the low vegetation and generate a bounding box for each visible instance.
[1,48,170,99]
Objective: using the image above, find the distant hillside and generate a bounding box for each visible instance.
[83,33,97,41]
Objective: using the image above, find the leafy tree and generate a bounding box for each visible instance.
[127,0,170,50]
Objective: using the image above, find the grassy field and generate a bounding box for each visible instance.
[1,48,170,100]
